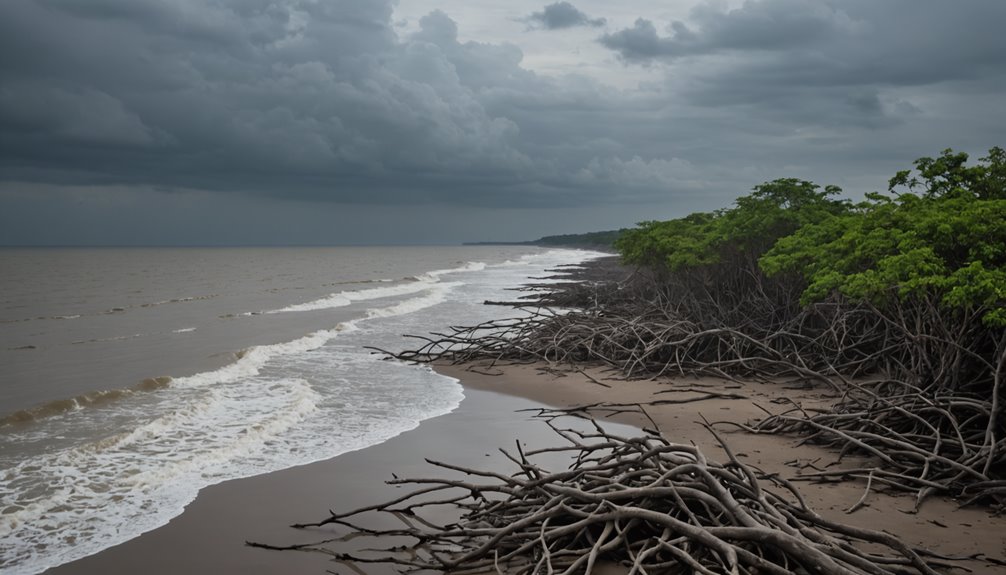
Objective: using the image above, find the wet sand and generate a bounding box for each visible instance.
[49,363,1006,574]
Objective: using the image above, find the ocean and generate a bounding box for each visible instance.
[0,246,602,574]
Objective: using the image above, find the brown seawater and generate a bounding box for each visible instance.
[0,246,603,574]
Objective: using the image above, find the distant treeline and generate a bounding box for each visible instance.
[466,229,625,249]
[531,230,624,249]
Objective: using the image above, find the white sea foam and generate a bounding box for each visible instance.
[0,377,324,573]
[171,327,197,334]
[267,281,434,313]
[169,327,345,389]
[0,354,464,574]
[363,282,461,319]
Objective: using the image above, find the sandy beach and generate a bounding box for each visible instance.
[47,361,1006,574]
[443,364,1006,571]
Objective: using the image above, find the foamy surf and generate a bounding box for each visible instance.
[267,281,435,313]
[0,335,462,575]
[0,248,604,575]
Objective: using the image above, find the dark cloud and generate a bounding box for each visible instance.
[1,0,1005,245]
[523,2,606,30]
[0,0,673,212]
[601,1,1006,83]
[601,0,846,61]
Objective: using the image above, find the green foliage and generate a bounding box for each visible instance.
[615,178,848,272]
[720,179,848,252]
[761,148,1006,325]
[615,147,1006,327]
[614,212,718,270]
[888,146,1006,200]
[615,147,1006,328]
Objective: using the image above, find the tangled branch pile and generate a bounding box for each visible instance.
[252,412,953,574]
[742,376,1005,509]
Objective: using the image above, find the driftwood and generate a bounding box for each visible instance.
[249,410,957,575]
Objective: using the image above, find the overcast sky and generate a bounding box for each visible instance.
[1,0,1004,245]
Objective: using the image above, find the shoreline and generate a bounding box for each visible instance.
[43,379,639,575]
[4,245,589,575]
[47,362,1006,574]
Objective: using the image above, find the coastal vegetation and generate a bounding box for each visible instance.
[265,148,1005,574]
[607,147,1006,505]
[416,147,1006,509]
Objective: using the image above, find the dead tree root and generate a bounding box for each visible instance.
[363,261,1005,510]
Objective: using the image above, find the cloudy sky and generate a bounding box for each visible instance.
[1,0,1004,245]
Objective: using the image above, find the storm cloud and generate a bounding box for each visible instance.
[1,0,1004,244]
[0,0,690,212]
[599,1,1006,138]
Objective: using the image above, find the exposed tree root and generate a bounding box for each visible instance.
[368,260,1005,510]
